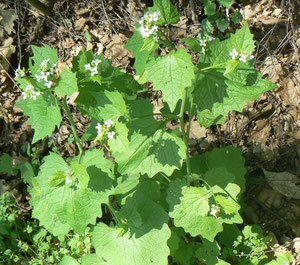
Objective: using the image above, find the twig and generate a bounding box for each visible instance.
[101,0,117,34]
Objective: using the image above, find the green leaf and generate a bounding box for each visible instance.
[0,153,13,175]
[224,59,239,75]
[167,179,223,241]
[18,162,35,185]
[29,45,58,75]
[125,30,152,76]
[82,90,127,121]
[92,178,171,265]
[84,31,92,42]
[216,18,230,32]
[191,146,246,194]
[195,239,222,265]
[140,37,159,53]
[110,98,186,177]
[30,151,113,237]
[59,256,80,265]
[16,90,62,143]
[268,251,294,264]
[204,0,216,15]
[149,0,180,25]
[55,68,78,97]
[231,11,243,24]
[227,22,256,53]
[73,49,140,96]
[202,18,214,34]
[146,49,195,111]
[217,0,234,8]
[81,254,107,265]
[182,38,202,52]
[194,35,276,127]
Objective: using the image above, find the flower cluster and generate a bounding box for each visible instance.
[230,49,254,62]
[210,204,221,218]
[95,119,116,142]
[198,35,215,48]
[21,84,41,100]
[15,67,26,80]
[35,58,57,88]
[84,59,101,76]
[138,11,160,40]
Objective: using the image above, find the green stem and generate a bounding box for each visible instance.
[179,88,191,180]
[199,62,227,72]
[107,203,120,224]
[158,30,176,51]
[60,97,84,160]
[25,0,53,16]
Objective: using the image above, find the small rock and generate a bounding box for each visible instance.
[292,238,300,253]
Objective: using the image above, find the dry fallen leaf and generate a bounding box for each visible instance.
[263,169,300,199]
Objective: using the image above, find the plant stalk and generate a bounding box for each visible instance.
[25,0,53,16]
[107,203,120,224]
[179,88,191,179]
[61,97,84,160]
[199,62,227,72]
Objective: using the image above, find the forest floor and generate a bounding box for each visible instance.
[0,0,300,263]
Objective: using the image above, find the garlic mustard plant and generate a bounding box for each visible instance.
[14,1,279,264]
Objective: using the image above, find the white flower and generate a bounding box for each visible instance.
[248,52,254,60]
[139,11,160,39]
[199,39,207,47]
[230,48,239,60]
[92,59,101,65]
[41,71,50,82]
[65,176,72,184]
[15,67,25,79]
[21,91,27,100]
[31,91,40,100]
[239,53,248,63]
[22,84,41,100]
[206,35,215,41]
[45,80,53,88]
[35,74,43,82]
[96,123,103,137]
[105,119,114,128]
[90,67,98,76]
[84,64,91,70]
[107,131,115,139]
[210,204,221,217]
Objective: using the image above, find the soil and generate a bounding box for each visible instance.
[1,0,300,263]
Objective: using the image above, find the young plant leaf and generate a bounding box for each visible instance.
[55,68,78,97]
[125,30,152,76]
[217,0,234,8]
[29,45,58,75]
[148,0,180,25]
[30,151,114,237]
[16,90,62,143]
[194,34,276,127]
[146,49,195,111]
[110,98,186,177]
[91,178,171,265]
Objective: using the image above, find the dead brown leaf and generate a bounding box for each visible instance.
[263,169,300,199]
